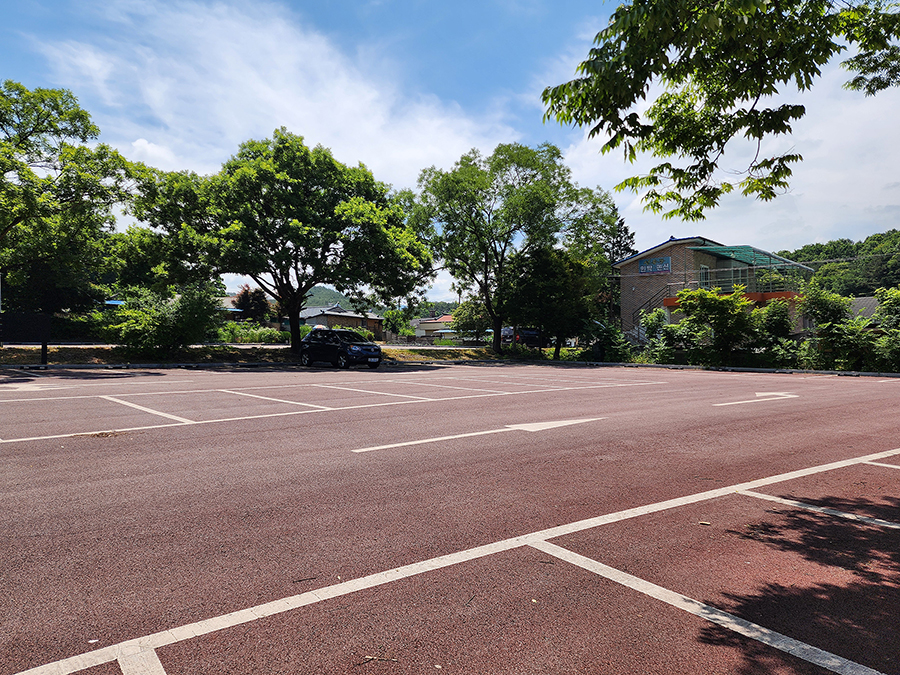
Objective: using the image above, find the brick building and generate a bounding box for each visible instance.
[614,236,812,338]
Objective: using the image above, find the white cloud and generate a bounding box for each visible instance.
[36,0,517,186]
[129,138,181,170]
[37,41,119,107]
[31,0,899,300]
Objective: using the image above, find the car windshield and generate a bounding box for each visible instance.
[333,330,369,343]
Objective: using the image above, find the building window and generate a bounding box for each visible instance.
[700,265,710,289]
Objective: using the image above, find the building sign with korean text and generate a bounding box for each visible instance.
[639,256,671,274]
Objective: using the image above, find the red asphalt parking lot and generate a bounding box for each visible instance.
[1,363,898,675]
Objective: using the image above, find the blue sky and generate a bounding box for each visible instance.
[4,0,899,299]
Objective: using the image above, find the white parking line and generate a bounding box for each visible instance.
[219,389,334,410]
[714,392,798,406]
[351,419,606,453]
[353,427,515,453]
[739,490,900,529]
[101,396,195,424]
[394,381,511,394]
[529,540,886,675]
[17,445,900,675]
[118,649,168,675]
[865,461,900,470]
[311,384,436,400]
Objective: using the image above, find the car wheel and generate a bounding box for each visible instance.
[368,361,380,369]
[300,352,311,367]
[337,354,349,369]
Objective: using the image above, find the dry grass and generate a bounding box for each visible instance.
[383,347,496,362]
[0,345,497,367]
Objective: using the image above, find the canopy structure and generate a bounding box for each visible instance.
[688,245,813,272]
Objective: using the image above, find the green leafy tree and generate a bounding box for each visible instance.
[751,297,794,341]
[231,284,271,323]
[873,285,900,328]
[749,297,797,367]
[780,230,900,295]
[562,189,635,265]
[800,283,852,325]
[103,282,223,355]
[869,285,900,371]
[559,187,635,321]
[542,0,900,220]
[382,307,415,336]
[675,285,756,365]
[98,226,171,294]
[1,212,109,312]
[450,297,492,342]
[1,81,134,310]
[507,246,601,359]
[134,129,433,352]
[419,142,604,352]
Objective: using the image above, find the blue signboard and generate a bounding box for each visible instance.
[639,256,671,274]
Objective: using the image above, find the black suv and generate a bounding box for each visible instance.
[500,327,543,348]
[300,328,382,369]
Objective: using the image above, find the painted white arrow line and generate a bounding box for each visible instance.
[714,392,799,407]
[351,418,605,453]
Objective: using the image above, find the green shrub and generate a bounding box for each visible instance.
[51,310,107,342]
[216,321,289,344]
[332,325,375,341]
[874,329,900,371]
[797,338,827,370]
[500,343,547,360]
[103,283,223,356]
[764,337,800,368]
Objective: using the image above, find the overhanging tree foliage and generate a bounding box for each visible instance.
[542,0,900,220]
[134,129,434,351]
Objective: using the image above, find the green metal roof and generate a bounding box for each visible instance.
[688,245,813,271]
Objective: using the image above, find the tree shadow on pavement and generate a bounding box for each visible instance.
[0,369,168,383]
[699,496,900,675]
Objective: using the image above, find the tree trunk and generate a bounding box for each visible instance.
[492,315,503,353]
[288,305,303,353]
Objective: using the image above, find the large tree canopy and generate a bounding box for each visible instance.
[542,0,900,220]
[507,246,602,359]
[419,143,628,352]
[135,129,434,351]
[419,142,608,352]
[1,80,134,311]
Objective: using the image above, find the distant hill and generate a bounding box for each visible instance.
[305,286,350,307]
[778,229,900,296]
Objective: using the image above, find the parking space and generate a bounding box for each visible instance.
[2,364,898,674]
[0,395,178,441]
